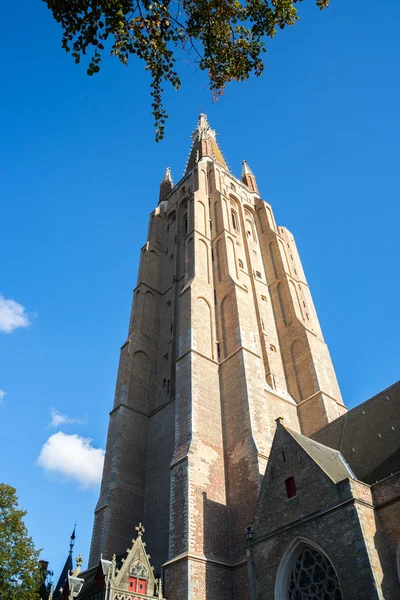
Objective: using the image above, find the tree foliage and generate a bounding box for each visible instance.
[43,0,329,140]
[0,483,42,600]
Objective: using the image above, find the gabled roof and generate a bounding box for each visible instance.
[72,554,128,599]
[113,526,156,590]
[285,426,356,484]
[74,525,165,599]
[53,552,73,598]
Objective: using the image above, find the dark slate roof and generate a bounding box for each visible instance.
[76,553,128,599]
[74,565,98,599]
[53,552,73,599]
[286,427,356,483]
[312,381,400,484]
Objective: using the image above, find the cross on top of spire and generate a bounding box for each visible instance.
[135,523,145,537]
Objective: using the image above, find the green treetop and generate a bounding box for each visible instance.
[0,483,43,600]
[43,0,329,140]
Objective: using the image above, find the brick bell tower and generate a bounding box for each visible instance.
[89,114,346,599]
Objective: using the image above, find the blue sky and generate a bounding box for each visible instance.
[1,0,399,582]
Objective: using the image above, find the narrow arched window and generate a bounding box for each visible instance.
[231,210,239,232]
[238,259,244,269]
[183,212,188,235]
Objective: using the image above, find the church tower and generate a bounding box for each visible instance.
[89,114,346,599]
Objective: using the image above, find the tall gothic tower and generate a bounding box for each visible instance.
[89,115,346,599]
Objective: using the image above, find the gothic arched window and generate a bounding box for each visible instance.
[287,546,342,600]
[128,560,148,595]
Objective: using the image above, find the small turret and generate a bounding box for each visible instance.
[242,160,259,193]
[159,167,173,203]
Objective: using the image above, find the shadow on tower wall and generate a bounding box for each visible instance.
[203,492,250,600]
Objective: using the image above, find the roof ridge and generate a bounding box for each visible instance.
[283,426,356,483]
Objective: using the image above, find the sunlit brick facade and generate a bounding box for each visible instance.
[88,114,348,599]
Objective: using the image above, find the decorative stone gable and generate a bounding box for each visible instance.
[108,524,166,600]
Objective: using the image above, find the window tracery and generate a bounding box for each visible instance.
[130,561,147,579]
[288,547,342,600]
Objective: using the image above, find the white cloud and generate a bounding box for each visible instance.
[49,408,87,428]
[37,432,104,489]
[0,294,31,333]
[0,390,5,405]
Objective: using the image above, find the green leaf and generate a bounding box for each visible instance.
[43,0,329,140]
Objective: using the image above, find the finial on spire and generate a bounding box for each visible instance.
[69,523,76,555]
[135,522,145,537]
[161,167,173,186]
[241,160,259,193]
[159,167,174,203]
[242,160,254,178]
[74,555,84,575]
[198,113,210,133]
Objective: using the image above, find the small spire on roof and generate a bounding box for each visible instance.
[69,523,76,555]
[74,555,84,576]
[241,160,259,193]
[242,160,254,177]
[159,167,174,203]
[161,167,173,186]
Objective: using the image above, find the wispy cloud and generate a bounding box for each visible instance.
[49,408,87,428]
[0,294,31,333]
[0,390,6,405]
[37,432,104,489]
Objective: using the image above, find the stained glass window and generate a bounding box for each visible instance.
[288,547,342,600]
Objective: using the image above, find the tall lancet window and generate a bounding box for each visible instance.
[231,209,239,232]
[288,547,342,600]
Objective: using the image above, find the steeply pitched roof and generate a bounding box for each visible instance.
[185,114,228,173]
[53,552,73,598]
[312,381,400,484]
[285,426,356,484]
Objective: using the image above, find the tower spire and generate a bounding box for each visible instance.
[185,113,229,173]
[241,159,259,193]
[69,522,76,555]
[53,526,75,599]
[159,167,173,203]
[161,167,173,185]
